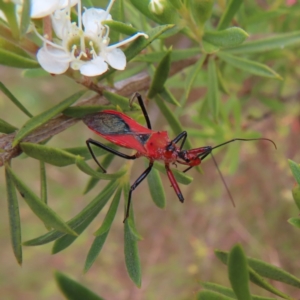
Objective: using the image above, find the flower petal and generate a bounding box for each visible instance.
[59,0,79,9]
[51,8,71,39]
[82,8,112,36]
[37,46,70,74]
[105,48,126,70]
[31,0,61,18]
[79,57,108,76]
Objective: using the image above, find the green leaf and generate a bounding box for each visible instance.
[24,181,118,246]
[228,244,252,300]
[200,282,237,298]
[292,186,300,211]
[22,68,48,78]
[21,143,79,167]
[97,24,174,81]
[288,159,300,185]
[83,154,115,194]
[169,0,182,9]
[148,48,172,98]
[5,165,22,265]
[188,0,214,28]
[75,157,126,180]
[217,0,243,30]
[154,95,193,149]
[94,188,122,236]
[64,145,110,161]
[202,40,220,54]
[153,161,193,185]
[127,218,143,241]
[203,27,248,48]
[197,290,235,300]
[288,217,300,229]
[0,47,39,68]
[200,282,277,300]
[40,161,47,204]
[81,0,93,7]
[0,81,32,117]
[159,88,181,106]
[125,25,175,60]
[13,90,85,146]
[0,36,33,58]
[217,67,230,95]
[249,268,291,299]
[129,0,179,24]
[20,0,31,37]
[84,231,109,273]
[102,90,131,109]
[63,105,114,118]
[207,57,220,120]
[102,20,138,35]
[6,165,77,236]
[84,189,121,272]
[55,271,104,300]
[134,48,200,63]
[217,52,282,79]
[0,118,18,134]
[225,31,300,54]
[0,0,19,38]
[52,218,94,254]
[124,220,141,287]
[182,55,206,105]
[147,165,166,208]
[215,250,300,290]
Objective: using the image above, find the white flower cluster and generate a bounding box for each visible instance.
[31,0,148,77]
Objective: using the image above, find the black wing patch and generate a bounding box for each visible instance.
[84,113,131,135]
[135,134,151,145]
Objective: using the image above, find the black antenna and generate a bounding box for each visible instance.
[210,152,235,207]
[183,137,277,205]
[211,138,277,151]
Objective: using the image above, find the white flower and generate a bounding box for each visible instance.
[33,0,148,76]
[31,0,78,19]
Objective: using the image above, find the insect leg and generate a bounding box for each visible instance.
[130,92,152,129]
[124,161,154,222]
[165,164,184,203]
[86,138,137,172]
[171,131,188,150]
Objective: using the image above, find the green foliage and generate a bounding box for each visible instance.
[0,81,32,117]
[5,165,22,265]
[13,91,85,146]
[147,164,166,208]
[0,118,18,134]
[217,0,243,30]
[148,48,172,98]
[228,245,252,300]
[6,164,78,236]
[55,271,104,300]
[124,219,142,287]
[198,245,300,299]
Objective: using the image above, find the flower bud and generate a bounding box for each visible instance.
[148,0,165,15]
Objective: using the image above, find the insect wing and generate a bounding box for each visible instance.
[83,111,153,153]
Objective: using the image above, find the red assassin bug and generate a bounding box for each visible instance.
[83,93,276,222]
